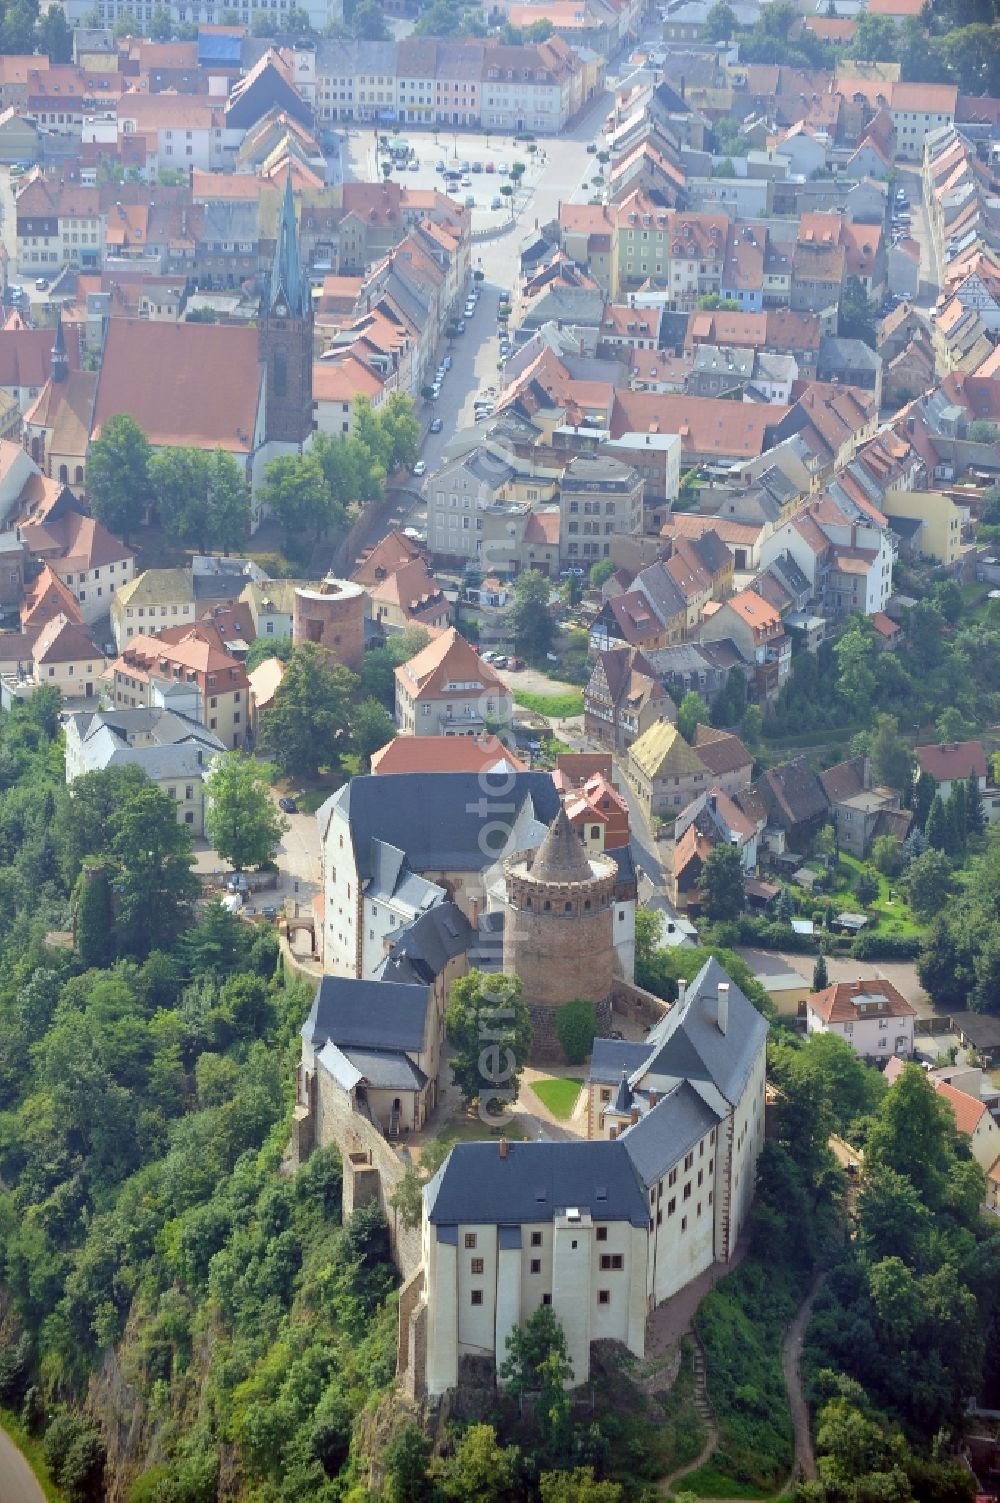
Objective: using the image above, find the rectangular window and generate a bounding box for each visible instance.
[470,1290,483,1306]
[471,1258,484,1275]
[598,1290,610,1305]
[464,1233,477,1249]
[531,1231,542,1246]
[596,1226,607,1241]
[530,1258,541,1274]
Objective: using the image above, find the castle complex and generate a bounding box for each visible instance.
[292,773,768,1399]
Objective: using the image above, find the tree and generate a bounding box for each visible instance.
[966,768,986,836]
[360,628,429,709]
[869,714,913,793]
[204,754,287,872]
[110,783,199,956]
[540,1471,622,1503]
[812,953,829,991]
[742,703,763,745]
[499,1306,574,1456]
[148,2,173,36]
[86,414,151,543]
[936,703,973,744]
[698,842,745,922]
[259,644,358,778]
[901,847,952,922]
[36,3,72,59]
[350,698,397,767]
[854,868,879,908]
[850,10,899,58]
[508,569,553,661]
[445,970,532,1110]
[245,635,294,673]
[74,861,115,968]
[555,999,598,1065]
[944,780,967,860]
[703,0,738,38]
[913,769,936,829]
[677,690,710,744]
[439,1424,522,1503]
[589,558,615,590]
[839,276,877,348]
[835,617,877,716]
[924,793,947,850]
[353,0,389,37]
[150,445,250,552]
[871,834,903,878]
[383,1423,434,1503]
[257,452,343,546]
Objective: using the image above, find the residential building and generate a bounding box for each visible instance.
[22,611,105,698]
[584,645,676,750]
[627,720,713,818]
[805,978,915,1059]
[106,625,251,750]
[692,725,753,798]
[559,452,643,568]
[394,627,512,738]
[19,494,135,627]
[111,567,197,650]
[883,489,962,566]
[914,739,988,803]
[699,589,790,700]
[63,706,224,834]
[820,756,909,858]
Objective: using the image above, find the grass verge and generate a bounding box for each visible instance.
[514,689,585,718]
[0,1408,63,1502]
[530,1076,583,1119]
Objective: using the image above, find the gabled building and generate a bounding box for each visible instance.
[806,978,915,1060]
[105,625,250,750]
[628,719,713,818]
[584,644,676,750]
[394,627,512,738]
[63,705,224,834]
[699,589,790,700]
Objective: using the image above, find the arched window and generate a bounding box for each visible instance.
[525,896,532,908]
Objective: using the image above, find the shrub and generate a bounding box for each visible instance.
[556,1000,598,1065]
[850,931,921,959]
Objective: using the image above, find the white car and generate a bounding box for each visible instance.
[412,460,427,477]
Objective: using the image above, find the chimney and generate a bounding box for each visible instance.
[609,1125,618,1139]
[630,1107,640,1125]
[717,981,730,1035]
[498,1136,508,1158]
[677,978,687,1006]
[649,1089,658,1108]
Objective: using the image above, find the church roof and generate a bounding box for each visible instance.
[528,804,596,883]
[265,168,311,321]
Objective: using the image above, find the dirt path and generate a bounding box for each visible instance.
[660,1271,824,1501]
[782,1272,824,1485]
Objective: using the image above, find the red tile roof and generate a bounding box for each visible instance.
[934,1078,987,1136]
[914,739,987,782]
[93,319,261,452]
[808,977,916,1024]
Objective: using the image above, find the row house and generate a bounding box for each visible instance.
[106,624,250,751]
[15,176,105,274]
[116,93,239,173]
[699,588,791,701]
[759,496,892,620]
[559,451,643,568]
[584,645,675,751]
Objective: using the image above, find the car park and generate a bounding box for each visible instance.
[498,162,509,175]
[278,796,298,813]
[460,160,471,172]
[430,417,443,433]
[413,460,427,476]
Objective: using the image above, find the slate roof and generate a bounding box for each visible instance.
[425,1139,651,1229]
[303,975,429,1053]
[635,956,768,1107]
[377,901,474,987]
[759,757,829,829]
[340,1047,428,1092]
[621,1079,722,1186]
[590,1038,651,1083]
[317,771,563,879]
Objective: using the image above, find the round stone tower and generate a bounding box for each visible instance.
[503,806,617,1056]
[292,575,365,672]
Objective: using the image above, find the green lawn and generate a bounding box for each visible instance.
[678,1466,774,1499]
[514,689,585,718]
[0,1409,63,1502]
[531,1076,584,1119]
[794,853,924,938]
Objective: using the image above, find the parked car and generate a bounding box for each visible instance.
[408,159,420,171]
[587,142,597,153]
[491,195,503,209]
[484,160,495,172]
[442,355,452,370]
[278,796,298,813]
[227,873,248,893]
[455,320,466,333]
[464,195,475,208]
[498,162,509,175]
[260,905,279,919]
[895,188,907,204]
[34,277,49,291]
[460,160,471,172]
[435,160,446,172]
[413,459,427,476]
[472,161,482,173]
[430,417,443,433]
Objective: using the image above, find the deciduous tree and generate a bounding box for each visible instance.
[205,753,287,871]
[259,644,357,778]
[677,690,710,744]
[445,970,531,1109]
[698,842,745,921]
[86,413,151,543]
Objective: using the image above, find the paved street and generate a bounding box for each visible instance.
[0,1426,45,1503]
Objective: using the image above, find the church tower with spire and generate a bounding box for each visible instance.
[258,171,314,446]
[51,311,69,384]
